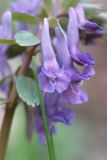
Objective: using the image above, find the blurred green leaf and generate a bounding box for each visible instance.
[49,18,58,27]
[49,18,66,36]
[0,39,15,44]
[44,0,53,13]
[82,3,102,19]
[6,44,25,59]
[40,8,48,19]
[0,98,9,105]
[16,75,39,107]
[62,0,79,11]
[12,12,39,24]
[93,12,107,24]
[15,31,40,46]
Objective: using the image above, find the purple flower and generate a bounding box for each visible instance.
[55,26,91,82]
[67,7,95,66]
[60,85,88,104]
[0,11,12,91]
[39,18,71,93]
[11,0,42,16]
[10,0,43,30]
[75,4,103,44]
[34,92,75,143]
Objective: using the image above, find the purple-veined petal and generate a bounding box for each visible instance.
[0,11,12,39]
[38,71,55,93]
[61,85,88,104]
[41,18,59,77]
[83,66,95,77]
[11,0,42,15]
[75,3,103,44]
[55,27,71,68]
[73,52,95,65]
[45,93,76,125]
[51,106,75,125]
[67,7,79,55]
[75,4,87,26]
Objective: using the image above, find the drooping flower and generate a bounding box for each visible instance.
[0,11,12,91]
[67,7,95,66]
[55,26,90,82]
[75,4,103,44]
[54,27,89,104]
[34,92,75,143]
[39,18,71,93]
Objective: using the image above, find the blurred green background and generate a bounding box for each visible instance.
[0,0,107,160]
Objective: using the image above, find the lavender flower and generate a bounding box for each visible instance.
[39,18,71,93]
[10,0,43,30]
[67,7,95,66]
[32,15,94,143]
[0,11,12,91]
[11,0,42,16]
[75,4,103,44]
[34,92,75,143]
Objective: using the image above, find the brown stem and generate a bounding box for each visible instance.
[0,46,37,160]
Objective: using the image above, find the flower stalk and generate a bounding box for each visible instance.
[31,56,55,160]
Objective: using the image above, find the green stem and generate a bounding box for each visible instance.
[50,129,56,160]
[31,56,53,160]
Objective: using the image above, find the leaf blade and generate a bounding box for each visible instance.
[15,31,40,46]
[16,75,39,107]
[0,39,15,44]
[12,12,39,24]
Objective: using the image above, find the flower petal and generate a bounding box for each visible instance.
[83,66,95,77]
[41,18,59,76]
[55,27,71,68]
[73,52,95,65]
[0,11,12,39]
[61,85,88,104]
[67,8,79,55]
[38,71,55,93]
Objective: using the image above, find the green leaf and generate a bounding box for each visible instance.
[82,3,102,19]
[15,31,40,46]
[0,39,15,44]
[12,12,39,24]
[0,98,9,105]
[49,18,66,36]
[6,44,25,59]
[93,12,107,24]
[49,18,58,28]
[16,75,39,107]
[61,0,79,11]
[44,0,53,13]
[40,8,48,19]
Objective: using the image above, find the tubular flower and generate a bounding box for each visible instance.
[34,92,75,143]
[75,4,103,44]
[0,11,12,91]
[67,7,95,66]
[34,14,96,142]
[39,18,71,93]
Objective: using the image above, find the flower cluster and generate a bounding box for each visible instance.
[0,0,105,143]
[35,6,98,142]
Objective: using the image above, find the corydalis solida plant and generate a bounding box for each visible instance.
[0,0,106,160]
